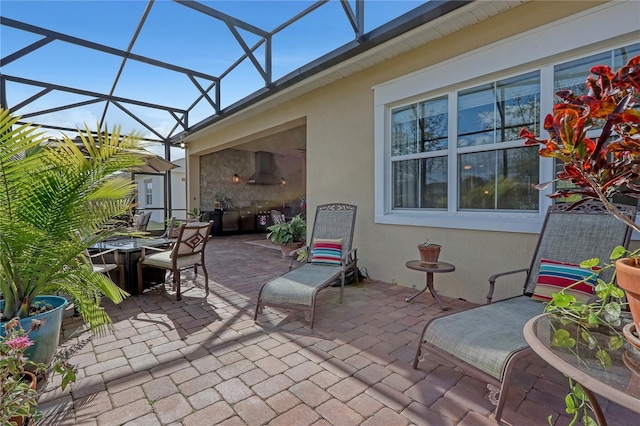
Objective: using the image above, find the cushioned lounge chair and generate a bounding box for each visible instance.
[254,203,357,328]
[412,201,636,422]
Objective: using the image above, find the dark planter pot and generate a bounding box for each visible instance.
[0,295,69,366]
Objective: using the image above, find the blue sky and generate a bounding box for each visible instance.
[1,0,425,157]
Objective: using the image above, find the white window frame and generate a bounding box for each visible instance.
[144,180,153,206]
[373,1,639,234]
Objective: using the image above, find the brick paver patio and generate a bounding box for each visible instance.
[37,234,636,425]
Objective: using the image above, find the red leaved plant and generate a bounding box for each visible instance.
[520,55,640,426]
[520,55,640,232]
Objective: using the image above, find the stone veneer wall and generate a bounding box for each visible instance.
[200,149,305,210]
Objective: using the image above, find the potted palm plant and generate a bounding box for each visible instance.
[266,214,306,258]
[0,108,148,366]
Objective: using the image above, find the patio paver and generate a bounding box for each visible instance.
[37,234,637,425]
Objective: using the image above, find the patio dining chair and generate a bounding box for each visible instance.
[412,200,636,422]
[132,212,152,232]
[137,221,213,300]
[255,203,357,328]
[85,248,124,289]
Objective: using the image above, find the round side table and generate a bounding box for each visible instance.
[405,260,455,310]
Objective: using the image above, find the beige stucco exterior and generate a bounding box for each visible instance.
[185,1,639,303]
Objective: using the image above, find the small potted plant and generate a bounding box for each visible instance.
[1,318,76,425]
[418,240,441,265]
[165,217,183,238]
[187,207,203,220]
[266,214,306,258]
[0,318,41,426]
[213,193,232,210]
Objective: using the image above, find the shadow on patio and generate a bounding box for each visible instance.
[37,234,637,425]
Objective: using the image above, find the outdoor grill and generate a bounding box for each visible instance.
[205,200,280,235]
[254,200,278,231]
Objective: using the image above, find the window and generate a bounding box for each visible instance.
[145,180,152,205]
[458,147,539,211]
[390,72,540,212]
[457,72,540,211]
[457,72,539,148]
[374,1,638,233]
[387,43,639,221]
[554,44,640,98]
[553,44,640,204]
[392,97,448,209]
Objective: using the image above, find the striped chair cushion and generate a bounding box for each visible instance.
[531,258,599,303]
[310,238,342,266]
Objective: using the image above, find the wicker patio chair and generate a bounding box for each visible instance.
[137,221,213,300]
[255,203,357,328]
[412,201,636,422]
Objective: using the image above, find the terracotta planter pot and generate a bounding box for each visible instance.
[615,258,640,346]
[280,241,304,258]
[418,244,441,266]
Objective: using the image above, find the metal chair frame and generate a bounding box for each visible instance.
[86,248,124,289]
[137,221,212,300]
[412,201,636,422]
[255,203,358,328]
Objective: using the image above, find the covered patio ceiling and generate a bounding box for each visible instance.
[0,0,481,156]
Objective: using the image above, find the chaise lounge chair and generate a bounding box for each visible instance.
[254,203,357,328]
[412,201,635,422]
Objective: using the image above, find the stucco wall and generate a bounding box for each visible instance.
[186,1,634,303]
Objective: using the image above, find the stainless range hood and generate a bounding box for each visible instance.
[246,151,281,185]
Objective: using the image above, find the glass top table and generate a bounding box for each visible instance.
[91,238,174,294]
[524,313,640,425]
[92,237,173,252]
